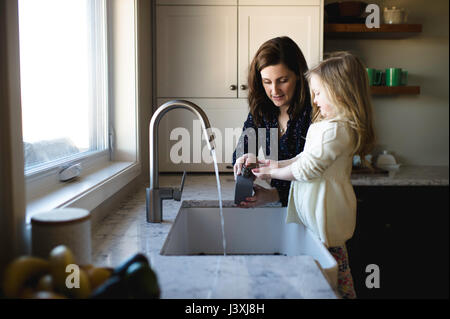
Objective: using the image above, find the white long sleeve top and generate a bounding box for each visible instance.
[286,118,357,248]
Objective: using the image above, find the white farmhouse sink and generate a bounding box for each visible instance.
[161,202,338,288]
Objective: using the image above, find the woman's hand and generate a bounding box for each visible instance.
[233,153,257,180]
[236,184,279,208]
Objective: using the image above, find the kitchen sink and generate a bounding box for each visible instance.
[160,202,338,288]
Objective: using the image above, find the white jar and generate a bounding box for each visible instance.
[31,208,92,265]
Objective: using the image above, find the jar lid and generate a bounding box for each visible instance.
[31,208,90,226]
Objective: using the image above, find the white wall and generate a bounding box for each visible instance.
[324,0,449,165]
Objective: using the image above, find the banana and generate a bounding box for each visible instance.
[80,264,94,272]
[71,269,91,299]
[87,267,112,290]
[48,245,75,296]
[2,256,50,298]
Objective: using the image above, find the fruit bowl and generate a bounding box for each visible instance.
[1,246,160,299]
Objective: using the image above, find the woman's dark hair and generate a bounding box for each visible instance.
[248,36,310,126]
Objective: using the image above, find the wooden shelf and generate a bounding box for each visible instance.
[370,86,420,95]
[325,23,422,39]
[324,24,422,96]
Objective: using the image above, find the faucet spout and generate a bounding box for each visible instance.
[146,100,215,223]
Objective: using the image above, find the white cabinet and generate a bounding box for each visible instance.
[156,6,237,98]
[238,5,321,98]
[157,0,237,5]
[155,1,323,172]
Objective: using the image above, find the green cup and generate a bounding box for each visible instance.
[366,68,382,86]
[385,68,408,86]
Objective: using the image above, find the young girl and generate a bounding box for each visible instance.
[251,51,375,299]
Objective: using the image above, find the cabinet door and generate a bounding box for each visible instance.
[348,186,449,299]
[157,0,237,4]
[238,6,322,98]
[156,6,238,98]
[240,0,321,4]
[157,98,249,172]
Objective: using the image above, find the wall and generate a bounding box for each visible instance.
[137,0,153,182]
[0,0,27,278]
[324,0,449,165]
[109,0,141,163]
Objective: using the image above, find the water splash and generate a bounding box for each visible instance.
[211,149,226,256]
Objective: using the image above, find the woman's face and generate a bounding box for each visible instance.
[260,63,297,109]
[309,74,336,119]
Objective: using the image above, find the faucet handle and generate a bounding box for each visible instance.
[173,171,186,201]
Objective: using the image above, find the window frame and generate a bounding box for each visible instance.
[23,0,141,219]
[19,0,110,179]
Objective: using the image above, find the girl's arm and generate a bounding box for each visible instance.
[291,122,353,181]
[257,154,300,170]
[252,160,295,181]
[254,122,354,182]
[252,152,302,181]
[277,155,301,168]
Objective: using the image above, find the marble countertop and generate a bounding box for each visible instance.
[350,165,448,186]
[92,174,338,299]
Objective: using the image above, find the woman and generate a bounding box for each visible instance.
[233,36,312,207]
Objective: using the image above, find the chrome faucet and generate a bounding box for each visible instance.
[146,100,216,223]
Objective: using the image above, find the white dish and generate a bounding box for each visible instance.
[377,155,396,165]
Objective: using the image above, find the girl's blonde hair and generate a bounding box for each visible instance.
[306,51,376,165]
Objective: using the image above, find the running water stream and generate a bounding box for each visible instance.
[211,149,226,256]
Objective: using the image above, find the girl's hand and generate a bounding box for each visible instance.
[252,159,279,181]
[257,158,279,168]
[237,185,279,208]
[233,153,257,180]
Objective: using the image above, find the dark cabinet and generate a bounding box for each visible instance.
[346,186,449,299]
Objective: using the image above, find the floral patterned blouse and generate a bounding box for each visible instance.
[232,103,312,206]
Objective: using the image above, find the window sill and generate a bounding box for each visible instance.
[26,161,141,224]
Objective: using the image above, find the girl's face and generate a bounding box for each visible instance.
[260,63,297,109]
[309,74,336,119]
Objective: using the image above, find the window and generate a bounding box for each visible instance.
[18,0,108,175]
